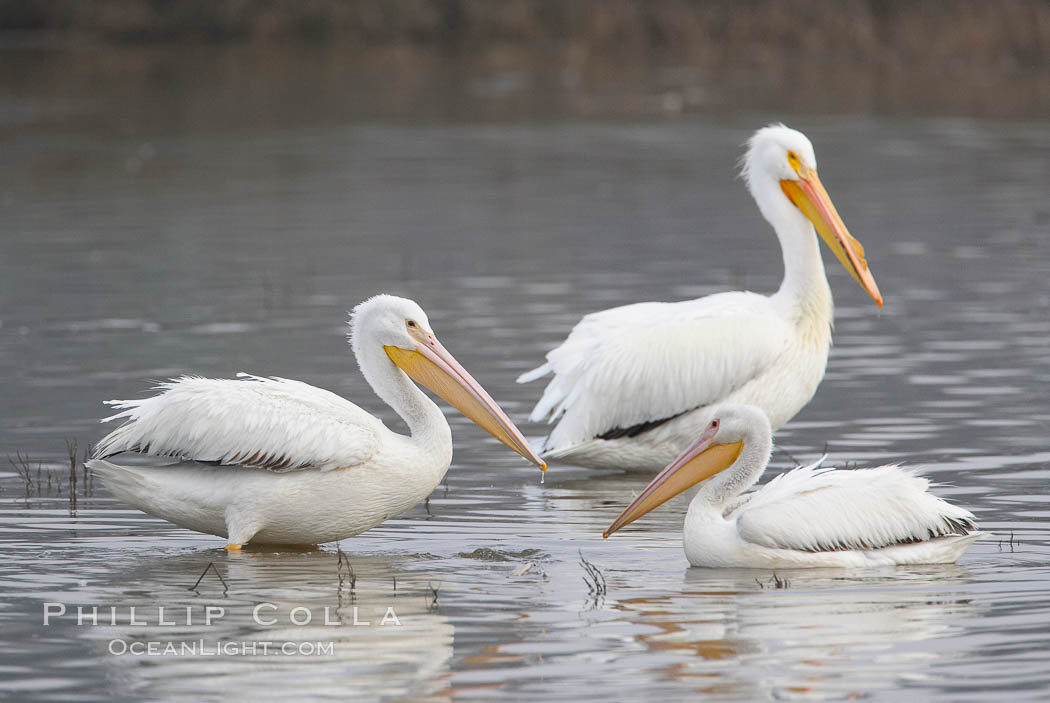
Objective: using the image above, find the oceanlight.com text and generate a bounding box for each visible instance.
[108,639,336,657]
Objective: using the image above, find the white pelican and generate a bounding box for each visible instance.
[86,294,545,549]
[603,405,981,568]
[518,125,883,471]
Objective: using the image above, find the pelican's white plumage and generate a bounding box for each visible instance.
[94,374,382,472]
[88,295,544,548]
[519,125,882,471]
[604,405,981,568]
[731,463,974,557]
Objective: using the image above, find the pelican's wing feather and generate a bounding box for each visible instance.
[735,464,978,552]
[518,293,792,449]
[92,374,383,472]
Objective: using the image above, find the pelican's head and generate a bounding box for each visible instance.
[743,124,882,307]
[350,295,434,353]
[350,294,545,471]
[603,405,770,538]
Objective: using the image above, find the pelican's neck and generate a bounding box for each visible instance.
[356,343,452,459]
[774,223,832,312]
[751,177,833,322]
[692,425,773,510]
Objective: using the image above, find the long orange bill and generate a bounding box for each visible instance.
[604,423,742,538]
[782,167,883,307]
[386,336,546,472]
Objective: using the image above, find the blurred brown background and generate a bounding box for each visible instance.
[1,0,1048,130]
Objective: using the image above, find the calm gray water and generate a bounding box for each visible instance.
[2,45,1050,702]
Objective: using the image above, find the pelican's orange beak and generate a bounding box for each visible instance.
[781,165,882,307]
[603,423,742,538]
[385,332,546,472]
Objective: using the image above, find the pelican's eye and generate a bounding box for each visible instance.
[407,320,417,328]
[786,150,801,174]
[709,420,719,430]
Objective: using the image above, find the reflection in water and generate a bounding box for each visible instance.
[44,551,454,701]
[616,568,977,699]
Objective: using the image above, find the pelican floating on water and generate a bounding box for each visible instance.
[604,405,981,568]
[519,125,883,471]
[87,294,545,548]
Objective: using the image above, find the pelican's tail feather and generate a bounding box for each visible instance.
[87,459,149,506]
[516,363,551,385]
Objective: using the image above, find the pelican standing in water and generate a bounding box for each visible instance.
[87,295,545,549]
[604,405,981,568]
[519,125,883,471]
